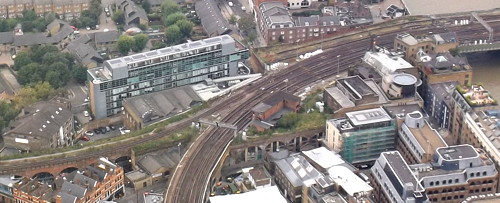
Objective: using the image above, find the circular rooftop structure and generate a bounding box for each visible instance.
[393,73,417,86]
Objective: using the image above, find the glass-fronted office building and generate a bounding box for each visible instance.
[88,35,249,118]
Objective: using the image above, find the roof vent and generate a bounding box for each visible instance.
[58,107,62,111]
[56,111,59,114]
[51,115,55,119]
[47,120,50,124]
[42,125,46,128]
[36,109,40,112]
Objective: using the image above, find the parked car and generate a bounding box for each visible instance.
[105,126,111,132]
[228,1,233,6]
[86,26,91,31]
[99,127,107,133]
[109,125,116,130]
[95,25,99,30]
[84,131,94,137]
[94,128,101,134]
[79,135,90,141]
[84,111,89,117]
[119,127,130,135]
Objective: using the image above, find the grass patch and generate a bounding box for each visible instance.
[0,102,210,160]
[133,127,199,155]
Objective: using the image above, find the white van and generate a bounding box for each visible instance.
[241,6,246,11]
[84,111,89,117]
[228,1,234,7]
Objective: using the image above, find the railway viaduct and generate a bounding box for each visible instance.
[0,147,132,179]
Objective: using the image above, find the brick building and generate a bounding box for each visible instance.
[0,0,91,19]
[394,32,459,65]
[1,100,74,153]
[250,91,300,131]
[450,85,498,145]
[11,157,124,203]
[255,1,345,45]
[323,75,388,117]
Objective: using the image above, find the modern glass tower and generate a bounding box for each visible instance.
[88,35,249,118]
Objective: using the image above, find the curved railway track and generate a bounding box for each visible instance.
[1,13,500,202]
[166,18,500,203]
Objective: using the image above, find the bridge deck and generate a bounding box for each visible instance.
[458,42,500,53]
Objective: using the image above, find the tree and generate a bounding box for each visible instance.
[165,25,181,44]
[161,0,180,16]
[13,52,33,71]
[112,10,125,25]
[73,65,88,84]
[0,20,9,32]
[117,35,134,55]
[228,15,237,25]
[152,42,167,50]
[142,1,152,13]
[22,10,37,22]
[45,71,62,88]
[176,19,193,37]
[133,34,149,52]
[0,101,18,131]
[237,17,256,34]
[33,18,47,32]
[13,82,54,109]
[31,45,58,63]
[17,63,42,85]
[138,23,147,31]
[164,13,186,26]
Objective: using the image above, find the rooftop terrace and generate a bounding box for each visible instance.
[457,85,497,107]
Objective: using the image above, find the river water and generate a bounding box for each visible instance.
[466,51,500,100]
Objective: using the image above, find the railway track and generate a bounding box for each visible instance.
[1,12,500,202]
[165,17,500,203]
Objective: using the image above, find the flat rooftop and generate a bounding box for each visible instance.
[437,145,478,160]
[338,75,376,99]
[209,186,287,203]
[458,85,496,107]
[382,152,419,190]
[302,147,345,170]
[328,166,373,196]
[363,52,413,76]
[402,0,500,15]
[105,35,236,70]
[345,107,392,126]
[406,113,447,154]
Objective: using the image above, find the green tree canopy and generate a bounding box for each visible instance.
[161,0,181,16]
[0,101,18,131]
[176,19,193,38]
[73,65,88,84]
[237,17,256,34]
[164,13,186,26]
[165,25,181,45]
[228,15,237,25]
[112,10,125,25]
[12,82,54,109]
[13,52,33,71]
[117,35,134,55]
[133,34,149,52]
[142,1,152,13]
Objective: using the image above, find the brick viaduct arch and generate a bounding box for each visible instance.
[0,148,132,178]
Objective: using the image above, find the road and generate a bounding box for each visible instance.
[1,13,500,202]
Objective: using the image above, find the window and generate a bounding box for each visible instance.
[470,173,474,177]
[483,171,487,176]
[455,178,459,183]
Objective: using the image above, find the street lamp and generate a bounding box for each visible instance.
[178,142,182,162]
[296,39,301,61]
[336,55,341,77]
